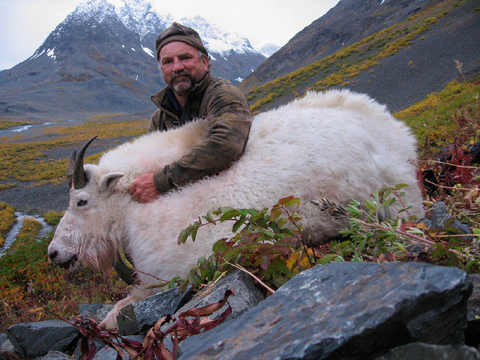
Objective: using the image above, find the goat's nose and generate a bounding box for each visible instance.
[49,250,58,261]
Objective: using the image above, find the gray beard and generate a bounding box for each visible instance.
[173,78,193,94]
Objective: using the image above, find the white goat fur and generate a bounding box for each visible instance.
[49,89,424,328]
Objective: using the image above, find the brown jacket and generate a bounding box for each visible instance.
[150,72,253,193]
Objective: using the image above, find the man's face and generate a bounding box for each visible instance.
[159,42,209,95]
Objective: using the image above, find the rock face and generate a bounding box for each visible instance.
[178,262,472,359]
[6,320,80,358]
[243,0,436,87]
[3,262,479,359]
[241,0,480,113]
[117,286,194,335]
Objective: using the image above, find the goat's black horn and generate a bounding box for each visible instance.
[72,136,98,189]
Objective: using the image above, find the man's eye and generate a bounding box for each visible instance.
[77,200,88,207]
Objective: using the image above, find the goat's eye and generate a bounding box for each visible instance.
[77,199,88,207]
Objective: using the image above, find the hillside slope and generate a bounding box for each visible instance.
[241,0,480,113]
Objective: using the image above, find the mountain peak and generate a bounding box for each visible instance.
[115,0,173,40]
[180,16,255,56]
[72,0,117,23]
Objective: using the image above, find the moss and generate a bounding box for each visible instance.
[0,117,149,184]
[394,77,480,157]
[0,202,16,247]
[0,120,30,130]
[43,211,65,226]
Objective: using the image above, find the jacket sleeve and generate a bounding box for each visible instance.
[149,109,164,132]
[153,82,253,193]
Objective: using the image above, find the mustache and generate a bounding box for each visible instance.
[170,71,190,82]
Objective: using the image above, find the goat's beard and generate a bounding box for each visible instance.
[75,231,120,274]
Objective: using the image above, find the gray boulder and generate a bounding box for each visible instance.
[7,320,79,358]
[423,202,473,242]
[174,268,266,323]
[91,335,144,360]
[178,262,472,359]
[117,286,193,336]
[40,350,73,359]
[468,274,480,320]
[79,304,114,323]
[374,342,479,360]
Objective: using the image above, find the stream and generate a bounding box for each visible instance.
[0,118,85,141]
[0,212,53,258]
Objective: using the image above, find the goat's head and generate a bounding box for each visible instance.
[48,137,125,272]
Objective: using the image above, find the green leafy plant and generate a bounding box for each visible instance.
[179,196,325,292]
[179,183,480,295]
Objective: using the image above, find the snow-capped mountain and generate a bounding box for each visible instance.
[0,0,266,116]
[180,16,256,56]
[116,0,173,40]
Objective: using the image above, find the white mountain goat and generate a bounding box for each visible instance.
[48,89,424,329]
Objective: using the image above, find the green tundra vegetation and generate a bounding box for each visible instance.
[0,115,149,185]
[0,202,16,247]
[0,120,30,130]
[245,0,467,113]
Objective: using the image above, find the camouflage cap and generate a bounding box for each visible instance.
[155,22,208,61]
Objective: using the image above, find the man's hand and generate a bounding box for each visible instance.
[128,173,160,203]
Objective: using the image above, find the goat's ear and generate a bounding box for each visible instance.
[99,172,124,193]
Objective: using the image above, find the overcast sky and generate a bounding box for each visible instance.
[0,0,340,70]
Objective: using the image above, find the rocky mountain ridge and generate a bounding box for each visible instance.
[0,0,265,117]
[241,0,480,113]
[241,0,438,89]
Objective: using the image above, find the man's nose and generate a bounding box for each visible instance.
[172,58,184,72]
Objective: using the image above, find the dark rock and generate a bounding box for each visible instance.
[423,202,473,242]
[0,333,16,360]
[117,286,193,336]
[0,334,13,353]
[468,274,480,321]
[79,304,114,323]
[73,335,106,360]
[374,342,479,360]
[91,335,144,360]
[465,319,480,349]
[177,262,472,360]
[174,268,266,323]
[7,320,80,358]
[40,350,72,359]
[466,274,480,348]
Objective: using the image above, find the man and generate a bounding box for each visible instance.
[128,22,253,203]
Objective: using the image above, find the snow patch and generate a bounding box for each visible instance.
[47,48,56,60]
[31,49,46,60]
[142,45,155,58]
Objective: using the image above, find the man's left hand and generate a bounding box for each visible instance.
[128,173,160,203]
